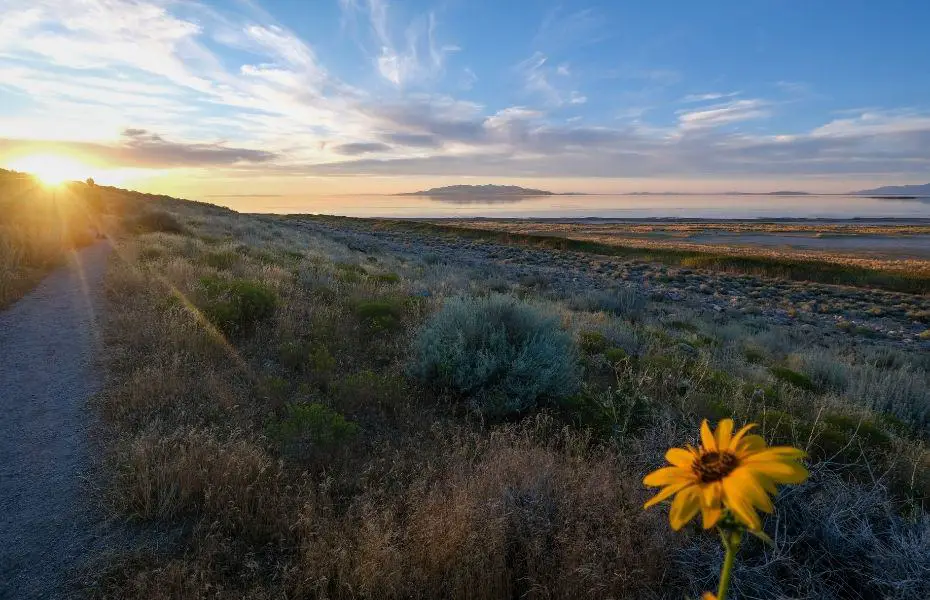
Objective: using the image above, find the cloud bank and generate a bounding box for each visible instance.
[0,0,927,188]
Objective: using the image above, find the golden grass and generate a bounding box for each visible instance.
[90,211,686,599]
[0,181,98,307]
[85,198,930,599]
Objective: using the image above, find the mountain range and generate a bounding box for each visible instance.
[401,184,556,196]
[402,182,930,197]
[851,183,930,196]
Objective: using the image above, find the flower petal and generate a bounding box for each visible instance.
[743,460,809,485]
[669,484,701,530]
[643,481,692,509]
[700,481,722,508]
[744,446,807,461]
[700,419,717,452]
[735,434,767,455]
[730,468,774,513]
[715,419,734,450]
[722,473,762,530]
[701,503,723,529]
[666,447,696,469]
[644,466,694,487]
[728,423,756,451]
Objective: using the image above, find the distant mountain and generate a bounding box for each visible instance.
[852,183,930,196]
[402,184,556,196]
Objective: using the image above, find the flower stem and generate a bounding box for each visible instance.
[716,527,742,600]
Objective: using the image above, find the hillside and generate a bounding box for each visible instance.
[853,183,930,196]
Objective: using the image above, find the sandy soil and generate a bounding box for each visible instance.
[0,242,115,599]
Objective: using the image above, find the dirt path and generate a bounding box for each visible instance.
[0,242,114,599]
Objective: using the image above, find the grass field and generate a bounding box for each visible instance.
[74,195,930,599]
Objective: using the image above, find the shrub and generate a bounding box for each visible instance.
[410,294,580,416]
[133,210,186,234]
[676,469,930,600]
[770,366,817,391]
[203,249,239,270]
[265,402,358,459]
[604,347,628,364]
[567,287,646,319]
[198,276,278,335]
[846,363,930,430]
[578,330,609,355]
[354,299,404,331]
[373,272,401,284]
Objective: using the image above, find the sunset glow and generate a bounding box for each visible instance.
[0,1,927,199]
[6,154,92,186]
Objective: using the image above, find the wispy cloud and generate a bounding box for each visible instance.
[516,52,587,107]
[681,91,741,103]
[677,99,770,129]
[339,0,457,87]
[0,128,276,167]
[1,0,928,187]
[534,7,608,50]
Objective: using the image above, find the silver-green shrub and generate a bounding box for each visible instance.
[410,294,580,416]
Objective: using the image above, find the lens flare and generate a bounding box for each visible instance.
[6,154,91,186]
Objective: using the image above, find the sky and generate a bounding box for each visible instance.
[1,0,929,198]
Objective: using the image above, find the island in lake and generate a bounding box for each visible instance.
[401,184,577,196]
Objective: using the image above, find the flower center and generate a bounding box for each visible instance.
[693,451,740,483]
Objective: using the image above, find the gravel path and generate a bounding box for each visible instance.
[0,242,114,599]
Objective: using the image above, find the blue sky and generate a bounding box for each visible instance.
[1,0,928,195]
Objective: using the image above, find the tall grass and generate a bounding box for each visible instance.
[86,199,930,599]
[0,174,100,306]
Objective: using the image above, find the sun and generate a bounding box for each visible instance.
[6,154,92,186]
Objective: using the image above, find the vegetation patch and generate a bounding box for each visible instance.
[198,276,278,335]
[353,298,404,331]
[265,401,358,459]
[770,365,817,391]
[132,210,186,234]
[411,294,580,416]
[578,330,609,355]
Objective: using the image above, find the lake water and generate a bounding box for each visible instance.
[208,194,930,220]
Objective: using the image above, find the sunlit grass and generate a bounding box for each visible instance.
[6,154,92,186]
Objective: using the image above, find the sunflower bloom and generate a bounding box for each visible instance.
[643,418,808,531]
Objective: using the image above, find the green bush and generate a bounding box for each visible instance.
[203,249,239,270]
[604,347,628,364]
[266,402,358,459]
[562,377,651,440]
[374,272,401,284]
[821,413,893,453]
[198,276,278,335]
[410,294,580,416]
[354,299,403,331]
[333,370,408,409]
[743,345,766,364]
[770,366,817,391]
[133,210,185,234]
[579,330,609,355]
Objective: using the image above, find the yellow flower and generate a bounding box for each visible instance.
[643,418,808,531]
[701,594,718,600]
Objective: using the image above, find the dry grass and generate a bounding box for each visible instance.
[84,197,930,598]
[0,173,100,307]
